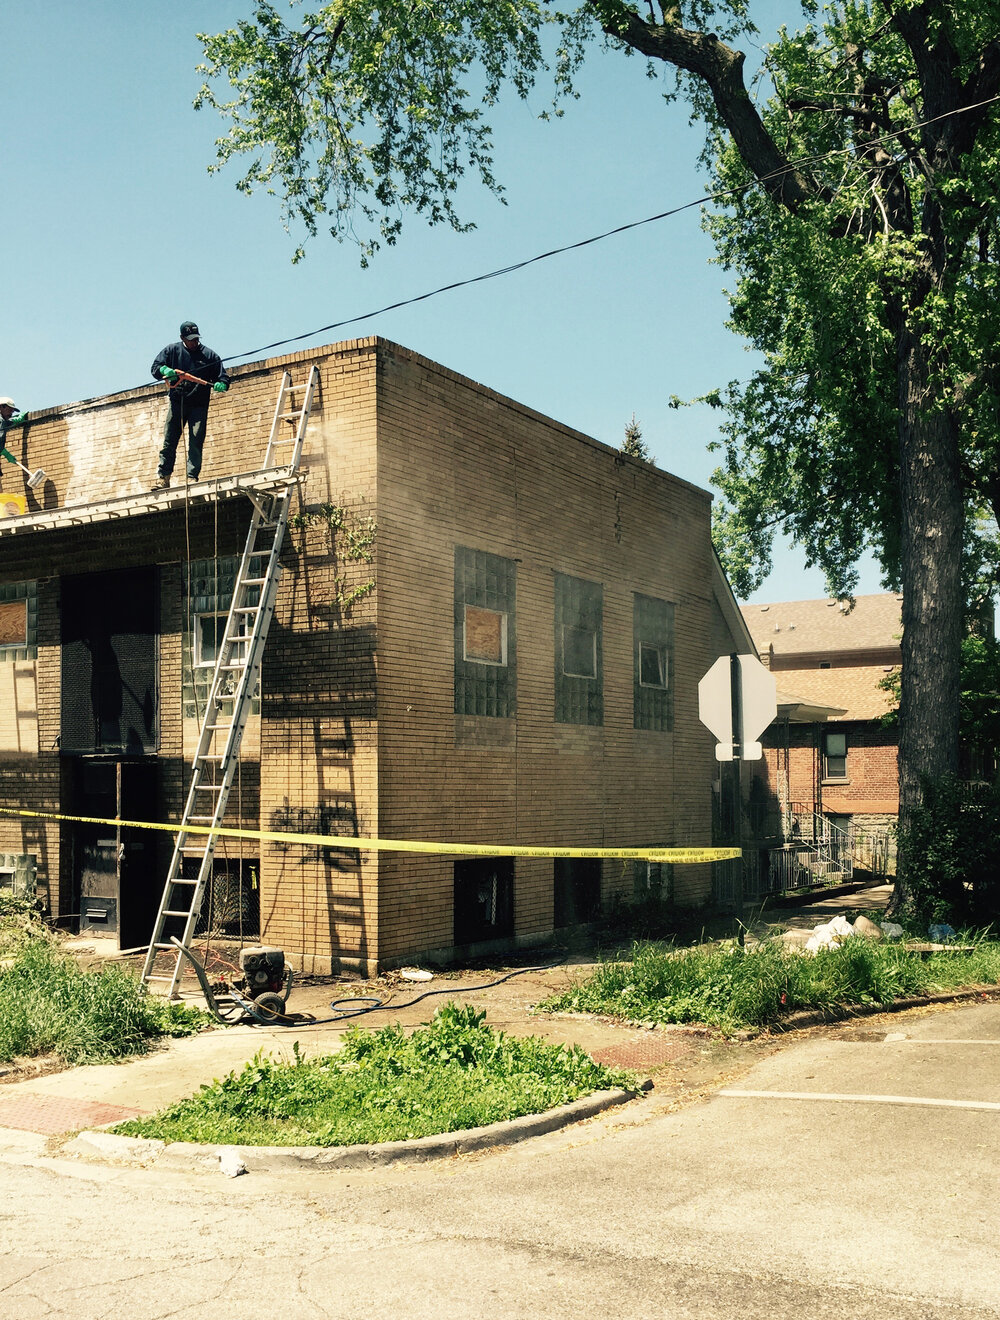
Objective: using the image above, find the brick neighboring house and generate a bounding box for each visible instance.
[0,336,750,974]
[740,594,902,875]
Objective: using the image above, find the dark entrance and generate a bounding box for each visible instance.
[61,565,160,949]
[61,566,157,754]
[454,858,514,945]
[69,758,161,949]
[553,858,602,927]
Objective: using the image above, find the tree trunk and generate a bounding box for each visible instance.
[890,321,964,912]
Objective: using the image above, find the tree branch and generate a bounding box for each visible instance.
[591,4,815,211]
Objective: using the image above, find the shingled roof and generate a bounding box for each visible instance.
[741,593,902,660]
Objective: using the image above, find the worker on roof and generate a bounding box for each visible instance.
[150,321,230,489]
[0,397,28,467]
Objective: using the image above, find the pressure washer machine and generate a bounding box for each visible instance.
[171,939,294,1024]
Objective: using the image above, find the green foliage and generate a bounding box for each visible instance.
[114,1000,635,1146]
[540,932,1000,1033]
[0,924,206,1066]
[701,5,1000,597]
[896,776,1000,924]
[621,412,651,461]
[195,2,760,260]
[290,502,376,611]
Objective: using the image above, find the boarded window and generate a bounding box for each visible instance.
[454,547,516,717]
[0,581,37,661]
[464,605,506,665]
[554,574,603,725]
[634,593,674,731]
[0,601,26,647]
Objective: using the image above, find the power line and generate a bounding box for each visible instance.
[223,91,1000,366]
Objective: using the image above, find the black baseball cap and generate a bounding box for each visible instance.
[180,321,200,339]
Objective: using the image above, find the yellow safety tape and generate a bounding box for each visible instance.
[0,806,739,863]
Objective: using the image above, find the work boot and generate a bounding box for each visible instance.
[152,475,170,490]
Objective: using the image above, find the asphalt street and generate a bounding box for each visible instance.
[1,998,998,1319]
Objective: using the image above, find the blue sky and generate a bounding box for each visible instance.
[1,1,884,604]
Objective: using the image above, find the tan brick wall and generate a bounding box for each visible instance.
[374,344,720,964]
[0,336,731,972]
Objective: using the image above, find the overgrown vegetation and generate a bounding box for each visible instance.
[896,777,1000,925]
[114,1002,635,1147]
[539,935,1000,1036]
[289,502,376,612]
[0,896,205,1065]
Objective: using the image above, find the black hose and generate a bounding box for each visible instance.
[279,954,568,1026]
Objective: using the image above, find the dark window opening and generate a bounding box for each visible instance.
[554,858,602,926]
[454,858,514,944]
[61,567,157,755]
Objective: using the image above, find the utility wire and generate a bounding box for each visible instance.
[223,91,1000,366]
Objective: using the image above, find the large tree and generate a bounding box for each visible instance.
[197,2,1000,907]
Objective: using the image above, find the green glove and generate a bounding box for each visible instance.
[1,448,16,464]
[213,380,228,393]
[9,413,26,426]
[159,366,179,382]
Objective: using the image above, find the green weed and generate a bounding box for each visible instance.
[539,935,1000,1034]
[114,1001,635,1147]
[0,904,206,1065]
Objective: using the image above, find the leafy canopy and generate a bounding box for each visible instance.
[195,2,754,261]
[699,3,1000,597]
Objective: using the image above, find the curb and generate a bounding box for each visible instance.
[774,986,1000,1032]
[60,1084,649,1173]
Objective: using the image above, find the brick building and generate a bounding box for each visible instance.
[0,337,748,974]
[740,594,902,850]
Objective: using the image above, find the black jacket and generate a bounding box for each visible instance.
[150,341,230,407]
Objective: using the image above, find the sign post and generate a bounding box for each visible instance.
[698,653,777,936]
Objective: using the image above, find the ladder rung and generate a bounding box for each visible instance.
[241,577,266,586]
[169,878,199,886]
[162,909,193,918]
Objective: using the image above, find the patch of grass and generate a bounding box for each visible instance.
[114,1002,636,1147]
[538,935,1000,1034]
[0,896,206,1065]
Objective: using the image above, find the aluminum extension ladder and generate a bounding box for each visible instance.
[141,367,318,996]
